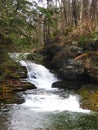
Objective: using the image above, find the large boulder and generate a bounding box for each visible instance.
[52,80,87,90]
[0,79,36,92]
[43,40,98,82]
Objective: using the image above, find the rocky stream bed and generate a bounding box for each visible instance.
[0,40,98,112]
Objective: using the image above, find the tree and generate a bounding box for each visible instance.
[72,0,78,26]
[0,0,37,46]
[82,0,89,20]
[90,0,98,22]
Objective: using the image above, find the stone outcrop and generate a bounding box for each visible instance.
[0,56,36,104]
[52,80,88,90]
[0,79,36,92]
[43,40,98,83]
[0,56,36,97]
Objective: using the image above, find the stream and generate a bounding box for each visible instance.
[0,53,98,130]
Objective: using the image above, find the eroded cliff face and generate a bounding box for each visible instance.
[43,40,98,83]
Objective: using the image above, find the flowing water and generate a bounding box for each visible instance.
[0,53,98,130]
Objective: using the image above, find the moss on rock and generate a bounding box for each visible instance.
[0,53,36,104]
[0,55,27,81]
[78,84,98,112]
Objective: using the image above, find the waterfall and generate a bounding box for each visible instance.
[22,90,90,113]
[20,60,58,89]
[19,60,90,113]
[9,53,90,113]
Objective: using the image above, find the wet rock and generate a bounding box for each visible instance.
[0,79,36,92]
[52,80,87,90]
[0,79,36,104]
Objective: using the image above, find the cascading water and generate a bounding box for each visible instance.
[1,53,96,130]
[19,59,90,113]
[22,90,90,113]
[20,60,58,89]
[9,53,90,113]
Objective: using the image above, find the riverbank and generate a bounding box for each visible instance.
[0,55,36,103]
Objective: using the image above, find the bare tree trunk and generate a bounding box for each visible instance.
[82,0,89,20]
[43,19,47,45]
[62,0,67,25]
[72,0,78,26]
[90,0,98,22]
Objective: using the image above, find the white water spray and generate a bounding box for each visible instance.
[23,92,90,113]
[20,60,90,113]
[9,53,90,113]
[20,60,58,89]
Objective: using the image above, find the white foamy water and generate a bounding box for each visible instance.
[22,92,90,113]
[9,53,90,113]
[20,60,58,89]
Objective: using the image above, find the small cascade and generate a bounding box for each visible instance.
[20,60,58,89]
[22,90,90,113]
[9,53,90,113]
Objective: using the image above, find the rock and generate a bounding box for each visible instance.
[3,66,27,80]
[15,66,27,78]
[52,80,87,90]
[0,79,36,92]
[0,79,36,104]
[42,45,63,68]
[43,44,85,80]
[56,58,85,80]
[0,56,27,80]
[43,41,98,82]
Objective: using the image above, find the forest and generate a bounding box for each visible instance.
[0,0,98,50]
